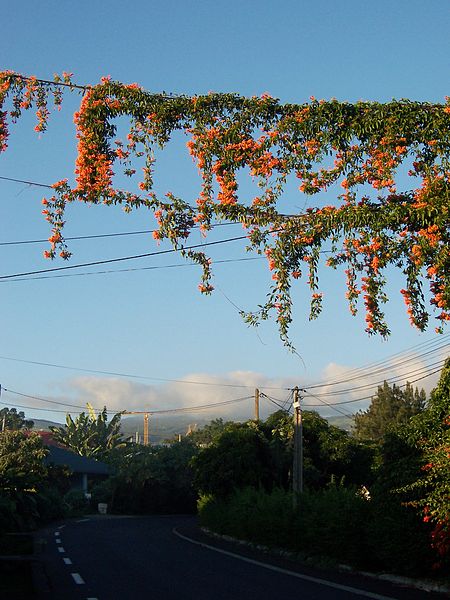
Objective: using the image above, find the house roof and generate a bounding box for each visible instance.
[44,445,111,475]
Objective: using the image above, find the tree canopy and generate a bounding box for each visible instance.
[0,407,34,431]
[1,71,449,346]
[354,381,426,442]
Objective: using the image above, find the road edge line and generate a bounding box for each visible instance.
[172,527,396,600]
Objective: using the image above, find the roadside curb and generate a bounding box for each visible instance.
[174,525,450,598]
[201,527,450,597]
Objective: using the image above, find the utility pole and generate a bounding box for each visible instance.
[254,388,260,421]
[0,385,5,432]
[292,386,303,504]
[143,413,149,446]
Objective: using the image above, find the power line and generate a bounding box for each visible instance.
[1,387,253,415]
[260,391,291,411]
[2,388,98,411]
[307,357,448,397]
[0,234,250,280]
[0,223,238,247]
[0,175,53,189]
[123,396,253,415]
[260,392,289,413]
[302,390,354,418]
[304,364,444,407]
[8,73,89,92]
[305,334,450,390]
[0,355,288,390]
[0,256,263,283]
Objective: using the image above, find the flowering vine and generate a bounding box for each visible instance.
[1,71,449,347]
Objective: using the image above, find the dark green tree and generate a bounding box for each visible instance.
[354,381,426,442]
[0,430,48,530]
[93,440,199,514]
[192,426,274,498]
[0,407,34,430]
[403,358,450,566]
[264,409,374,488]
[0,430,47,492]
[186,418,237,446]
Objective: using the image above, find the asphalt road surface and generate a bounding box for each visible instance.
[34,515,446,600]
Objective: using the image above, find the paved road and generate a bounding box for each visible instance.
[34,515,445,600]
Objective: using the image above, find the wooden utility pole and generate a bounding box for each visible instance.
[254,388,260,421]
[143,413,149,446]
[292,386,303,503]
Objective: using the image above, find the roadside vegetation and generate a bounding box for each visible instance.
[0,360,449,580]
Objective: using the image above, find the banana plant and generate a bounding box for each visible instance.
[50,404,126,460]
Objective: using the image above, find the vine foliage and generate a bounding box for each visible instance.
[1,71,449,346]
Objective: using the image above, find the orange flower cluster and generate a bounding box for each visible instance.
[0,72,12,152]
[74,89,114,197]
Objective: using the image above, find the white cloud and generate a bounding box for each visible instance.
[25,343,447,426]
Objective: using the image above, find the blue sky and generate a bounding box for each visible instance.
[1,0,449,426]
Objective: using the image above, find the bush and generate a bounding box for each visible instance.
[64,489,90,517]
[198,485,436,575]
[35,487,68,524]
[0,496,17,533]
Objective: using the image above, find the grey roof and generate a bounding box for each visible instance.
[44,445,111,475]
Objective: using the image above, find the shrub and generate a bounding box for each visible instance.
[198,485,436,575]
[64,489,90,517]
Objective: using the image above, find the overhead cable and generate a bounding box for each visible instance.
[0,234,250,280]
[2,387,252,415]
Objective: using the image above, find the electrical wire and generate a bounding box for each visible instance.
[0,256,263,283]
[304,364,444,407]
[302,390,354,418]
[0,234,250,280]
[260,393,290,414]
[307,357,448,397]
[305,334,450,389]
[1,387,253,415]
[0,222,238,247]
[0,355,288,390]
[0,175,53,188]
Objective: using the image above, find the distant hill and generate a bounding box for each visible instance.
[120,414,212,444]
[30,412,355,443]
[32,418,62,431]
[326,415,355,432]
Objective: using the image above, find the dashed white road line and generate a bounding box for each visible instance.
[54,532,60,537]
[57,546,65,553]
[71,573,85,584]
[56,539,62,545]
[76,518,90,523]
[58,524,66,530]
[63,557,72,565]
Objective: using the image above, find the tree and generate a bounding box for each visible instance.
[0,430,48,530]
[1,71,449,347]
[50,404,126,460]
[405,358,450,567]
[0,407,34,430]
[0,430,47,493]
[369,361,450,571]
[187,418,239,446]
[192,426,274,498]
[354,381,426,442]
[95,440,199,514]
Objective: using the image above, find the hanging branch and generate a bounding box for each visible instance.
[1,71,449,346]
